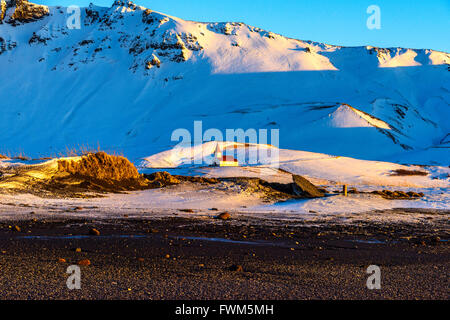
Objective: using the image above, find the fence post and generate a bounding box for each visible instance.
[343,184,348,196]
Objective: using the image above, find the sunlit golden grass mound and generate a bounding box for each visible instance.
[0,152,150,197]
[57,152,141,181]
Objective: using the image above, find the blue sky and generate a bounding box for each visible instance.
[39,0,450,52]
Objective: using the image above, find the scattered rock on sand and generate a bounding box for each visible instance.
[89,228,100,236]
[216,212,231,220]
[292,175,325,198]
[371,190,424,199]
[229,264,243,272]
[77,259,91,266]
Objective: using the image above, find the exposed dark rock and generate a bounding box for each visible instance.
[28,32,50,45]
[145,171,180,188]
[292,175,325,198]
[390,169,428,176]
[179,209,194,213]
[79,39,94,46]
[89,228,100,236]
[371,189,424,200]
[216,212,231,220]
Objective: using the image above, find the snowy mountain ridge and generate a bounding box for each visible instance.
[0,0,449,164]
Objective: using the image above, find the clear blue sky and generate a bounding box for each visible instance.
[40,0,450,52]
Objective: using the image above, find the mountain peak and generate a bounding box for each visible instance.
[111,0,143,12]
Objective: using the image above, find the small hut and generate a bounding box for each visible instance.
[213,143,239,167]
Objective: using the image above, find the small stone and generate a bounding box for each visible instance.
[89,228,100,236]
[229,264,243,272]
[216,212,231,220]
[431,236,441,243]
[77,259,91,266]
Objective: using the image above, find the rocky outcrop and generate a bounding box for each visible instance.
[146,54,161,69]
[2,0,49,24]
[292,175,325,198]
[144,171,181,188]
[0,36,17,55]
[0,0,6,21]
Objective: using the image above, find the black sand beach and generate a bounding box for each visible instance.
[0,209,448,300]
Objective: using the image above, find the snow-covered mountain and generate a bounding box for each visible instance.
[1,0,449,164]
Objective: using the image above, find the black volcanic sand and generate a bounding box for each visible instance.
[0,209,448,300]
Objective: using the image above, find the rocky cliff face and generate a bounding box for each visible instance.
[0,0,49,24]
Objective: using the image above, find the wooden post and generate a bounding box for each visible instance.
[343,184,348,197]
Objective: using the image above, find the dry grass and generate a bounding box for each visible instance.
[60,143,106,158]
[57,152,141,181]
[390,169,428,176]
[0,150,30,160]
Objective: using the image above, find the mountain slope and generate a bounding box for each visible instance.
[0,0,449,164]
